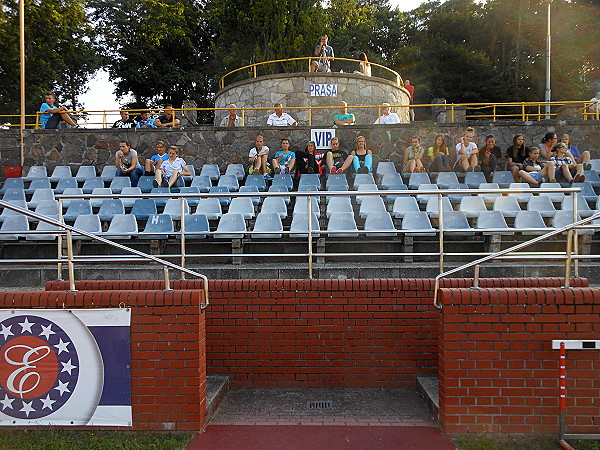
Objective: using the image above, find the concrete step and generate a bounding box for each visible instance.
[206,374,230,423]
[417,376,439,422]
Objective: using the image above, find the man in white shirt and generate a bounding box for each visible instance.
[374,103,400,124]
[266,103,297,126]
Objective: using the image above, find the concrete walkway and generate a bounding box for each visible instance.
[187,388,456,450]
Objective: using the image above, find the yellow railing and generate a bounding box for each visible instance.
[1,100,598,129]
[219,56,403,89]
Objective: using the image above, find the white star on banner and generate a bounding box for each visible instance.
[20,401,35,417]
[0,324,13,340]
[18,318,34,334]
[39,324,55,339]
[54,339,70,355]
[54,381,70,396]
[0,394,14,411]
[39,394,56,411]
[61,359,77,376]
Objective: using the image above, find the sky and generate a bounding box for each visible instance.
[79,0,427,126]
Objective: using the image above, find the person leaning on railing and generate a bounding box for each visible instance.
[112,109,136,128]
[333,101,355,126]
[587,91,600,118]
[136,111,157,128]
[373,103,400,124]
[154,104,180,128]
[220,104,242,127]
[311,34,334,73]
[266,103,297,126]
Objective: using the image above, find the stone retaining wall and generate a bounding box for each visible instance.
[0,121,599,173]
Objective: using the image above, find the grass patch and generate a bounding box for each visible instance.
[455,436,600,450]
[0,430,193,450]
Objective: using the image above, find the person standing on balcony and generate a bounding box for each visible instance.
[154,104,180,128]
[587,91,600,118]
[39,92,79,129]
[220,104,242,127]
[311,35,334,73]
[136,111,157,128]
[404,79,415,121]
[358,52,371,77]
[266,103,297,126]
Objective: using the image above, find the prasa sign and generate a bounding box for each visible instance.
[309,84,337,97]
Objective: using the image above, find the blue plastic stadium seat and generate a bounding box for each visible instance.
[179,186,201,207]
[72,214,101,240]
[507,183,533,204]
[435,172,459,189]
[82,177,105,194]
[552,211,594,236]
[514,211,548,235]
[268,185,291,204]
[244,174,267,192]
[0,178,24,195]
[200,164,221,181]
[392,196,420,219]
[290,212,320,238]
[353,173,375,189]
[0,216,30,240]
[458,196,487,219]
[27,215,60,241]
[491,171,515,188]
[292,196,320,218]
[299,173,321,188]
[215,213,246,239]
[571,182,597,203]
[561,194,595,218]
[33,200,59,219]
[183,164,195,182]
[364,211,396,236]
[54,177,78,194]
[447,184,469,204]
[239,186,261,206]
[0,200,31,223]
[441,211,474,236]
[104,214,138,240]
[477,182,501,204]
[538,182,565,203]
[327,211,358,237]
[218,174,239,192]
[209,186,231,206]
[89,188,112,208]
[225,164,245,180]
[464,171,486,188]
[381,172,403,189]
[416,184,439,205]
[583,170,600,188]
[109,177,131,194]
[49,166,72,183]
[355,184,379,205]
[140,214,174,239]
[252,212,284,238]
[359,196,387,219]
[163,198,190,221]
[227,197,255,219]
[137,176,155,194]
[492,196,521,218]
[150,187,172,207]
[401,211,436,236]
[27,188,55,209]
[526,195,557,218]
[2,188,26,202]
[475,210,514,235]
[98,199,125,222]
[326,174,348,189]
[130,198,157,221]
[195,198,223,220]
[100,165,116,183]
[326,196,352,218]
[63,199,92,222]
[408,172,431,189]
[23,166,48,182]
[425,196,453,219]
[272,174,293,190]
[179,214,210,240]
[376,161,397,177]
[384,184,408,204]
[75,166,97,183]
[120,187,142,208]
[260,197,288,219]
[191,175,213,193]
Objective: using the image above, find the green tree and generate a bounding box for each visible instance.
[0,0,101,122]
[90,0,213,112]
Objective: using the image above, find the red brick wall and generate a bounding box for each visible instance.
[0,290,206,432]
[438,287,600,435]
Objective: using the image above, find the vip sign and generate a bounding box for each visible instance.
[309,84,337,97]
[0,309,131,426]
[310,129,336,150]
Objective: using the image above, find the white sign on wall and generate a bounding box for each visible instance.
[310,129,336,150]
[0,309,131,426]
[309,84,338,97]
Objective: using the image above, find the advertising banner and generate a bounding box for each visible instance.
[0,309,131,426]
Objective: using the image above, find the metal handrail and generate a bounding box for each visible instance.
[432,211,600,309]
[8,99,596,128]
[219,56,403,89]
[0,199,209,309]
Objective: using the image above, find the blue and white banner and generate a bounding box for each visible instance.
[309,84,337,97]
[0,309,131,426]
[310,129,336,150]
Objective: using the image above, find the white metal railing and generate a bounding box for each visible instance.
[0,200,209,309]
[0,186,596,283]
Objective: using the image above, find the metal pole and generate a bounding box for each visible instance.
[163,266,172,291]
[307,195,313,279]
[545,0,553,119]
[573,196,579,278]
[57,198,64,280]
[438,193,444,273]
[19,0,25,165]
[564,196,574,288]
[559,342,567,441]
[180,197,186,279]
[66,230,76,291]
[474,265,480,288]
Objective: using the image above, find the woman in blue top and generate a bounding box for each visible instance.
[39,92,79,129]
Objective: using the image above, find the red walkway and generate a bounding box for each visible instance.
[187,425,456,450]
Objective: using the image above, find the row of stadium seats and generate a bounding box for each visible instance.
[2,209,598,242]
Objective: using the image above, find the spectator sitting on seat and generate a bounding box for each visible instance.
[333,101,355,126]
[538,132,557,160]
[153,145,191,188]
[550,143,585,184]
[561,133,591,171]
[479,135,502,181]
[249,135,272,180]
[518,147,556,186]
[403,136,426,173]
[454,127,480,173]
[266,103,297,126]
[144,140,169,176]
[154,104,180,128]
[220,104,242,127]
[115,140,144,187]
[427,134,451,173]
[507,134,530,182]
[272,138,296,174]
[374,103,400,125]
[351,136,373,174]
[39,92,79,129]
[136,111,157,128]
[295,141,318,175]
[112,109,136,128]
[311,34,334,73]
[358,52,371,77]
[326,137,353,174]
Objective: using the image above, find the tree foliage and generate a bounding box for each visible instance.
[0,0,101,119]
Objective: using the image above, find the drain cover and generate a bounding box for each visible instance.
[307,401,333,410]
